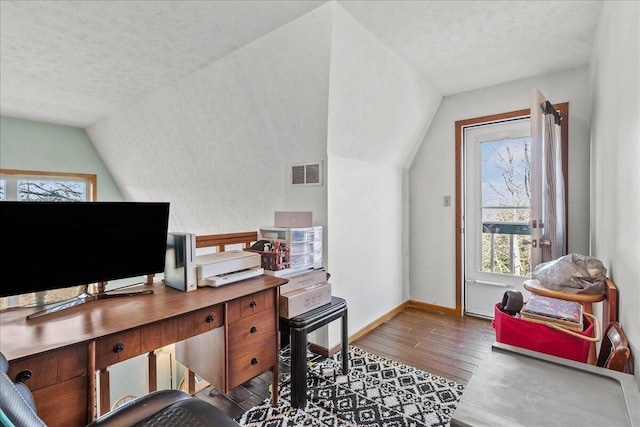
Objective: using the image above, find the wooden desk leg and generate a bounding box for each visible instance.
[99,368,110,416]
[88,341,96,422]
[584,302,597,365]
[148,351,157,393]
[184,369,196,394]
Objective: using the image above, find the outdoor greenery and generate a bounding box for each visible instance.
[481,139,531,277]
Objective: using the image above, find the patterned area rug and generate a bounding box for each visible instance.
[237,345,464,427]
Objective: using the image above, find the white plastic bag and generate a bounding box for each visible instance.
[531,253,607,295]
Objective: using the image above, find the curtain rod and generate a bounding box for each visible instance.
[543,100,561,125]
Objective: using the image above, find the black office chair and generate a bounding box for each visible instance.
[0,352,239,427]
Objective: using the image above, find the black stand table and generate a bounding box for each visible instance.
[279,296,348,408]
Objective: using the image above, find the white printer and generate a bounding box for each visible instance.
[164,232,263,291]
[196,250,263,287]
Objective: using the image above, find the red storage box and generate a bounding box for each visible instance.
[492,302,594,362]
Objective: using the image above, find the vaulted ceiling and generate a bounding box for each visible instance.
[1,0,603,128]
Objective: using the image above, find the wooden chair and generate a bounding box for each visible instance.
[596,322,633,374]
[602,278,618,326]
[196,231,258,252]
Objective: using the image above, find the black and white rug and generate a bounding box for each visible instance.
[237,345,464,427]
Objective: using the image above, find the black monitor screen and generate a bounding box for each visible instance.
[1,201,170,298]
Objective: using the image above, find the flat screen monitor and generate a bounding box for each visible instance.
[1,201,170,299]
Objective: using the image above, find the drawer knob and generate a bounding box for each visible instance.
[15,370,32,383]
[206,314,215,323]
[113,343,125,353]
[251,357,258,365]
[249,300,257,308]
[250,326,257,334]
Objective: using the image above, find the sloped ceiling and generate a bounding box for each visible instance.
[0,0,326,127]
[85,5,334,233]
[0,0,603,128]
[339,0,603,95]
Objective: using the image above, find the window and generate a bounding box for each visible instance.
[480,135,532,276]
[0,169,96,201]
[0,169,97,310]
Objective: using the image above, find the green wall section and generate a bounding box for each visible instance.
[0,116,123,201]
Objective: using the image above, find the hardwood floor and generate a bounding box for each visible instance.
[353,307,495,385]
[196,307,495,419]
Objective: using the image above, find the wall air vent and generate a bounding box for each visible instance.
[290,162,322,186]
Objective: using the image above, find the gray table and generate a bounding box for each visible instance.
[452,342,640,426]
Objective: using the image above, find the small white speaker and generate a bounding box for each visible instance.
[163,232,197,292]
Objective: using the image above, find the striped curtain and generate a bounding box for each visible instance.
[541,101,566,262]
[530,89,567,269]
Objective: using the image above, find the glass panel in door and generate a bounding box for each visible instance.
[464,119,533,317]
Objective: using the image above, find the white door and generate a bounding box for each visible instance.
[464,118,533,317]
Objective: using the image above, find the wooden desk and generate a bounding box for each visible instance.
[0,275,287,427]
[451,343,640,427]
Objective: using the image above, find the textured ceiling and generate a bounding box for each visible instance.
[339,0,603,95]
[0,0,603,128]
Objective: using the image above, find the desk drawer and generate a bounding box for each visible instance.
[33,375,88,427]
[95,304,224,367]
[177,304,223,340]
[228,307,276,351]
[95,328,141,369]
[227,337,276,389]
[8,345,87,391]
[8,345,88,427]
[138,304,223,353]
[227,288,275,322]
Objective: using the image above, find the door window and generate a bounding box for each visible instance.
[464,119,532,317]
[481,137,531,276]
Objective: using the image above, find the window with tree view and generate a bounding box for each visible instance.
[481,137,532,276]
[0,169,97,310]
[0,170,95,201]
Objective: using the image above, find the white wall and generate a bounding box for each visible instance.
[589,0,639,380]
[87,6,333,236]
[84,1,445,352]
[410,67,591,308]
[85,6,334,405]
[326,4,441,346]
